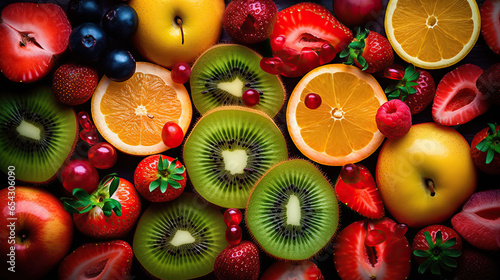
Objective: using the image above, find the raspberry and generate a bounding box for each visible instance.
[376,99,412,139]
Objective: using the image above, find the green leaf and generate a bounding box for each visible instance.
[384,84,398,94]
[407,82,419,87]
[388,92,401,100]
[61,197,89,208]
[399,86,409,101]
[435,230,443,246]
[158,155,163,171]
[149,179,161,192]
[339,48,350,58]
[424,231,434,246]
[476,139,491,152]
[441,238,457,249]
[102,201,113,217]
[486,148,495,164]
[441,255,458,268]
[487,123,497,134]
[160,179,168,193]
[409,70,420,81]
[358,56,368,71]
[173,165,185,174]
[170,174,184,181]
[408,87,417,94]
[168,180,182,189]
[404,64,415,78]
[442,249,461,257]
[413,250,432,258]
[99,173,118,188]
[349,40,364,50]
[418,258,433,274]
[346,55,355,65]
[431,261,441,275]
[106,199,122,217]
[72,188,91,202]
[109,176,120,197]
[63,201,81,214]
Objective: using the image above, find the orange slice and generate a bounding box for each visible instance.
[91,62,192,155]
[385,0,480,69]
[287,64,387,166]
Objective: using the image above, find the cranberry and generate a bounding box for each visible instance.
[225,225,242,245]
[242,89,260,107]
[161,122,184,148]
[61,159,99,194]
[171,62,191,84]
[223,208,243,226]
[304,93,322,109]
[88,142,117,169]
[383,64,405,80]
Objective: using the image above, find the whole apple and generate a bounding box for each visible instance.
[376,122,477,227]
[0,186,73,280]
[129,0,225,69]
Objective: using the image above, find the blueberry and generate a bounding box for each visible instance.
[69,23,108,62]
[67,0,102,25]
[102,49,136,82]
[102,4,139,40]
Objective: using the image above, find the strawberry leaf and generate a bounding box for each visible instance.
[442,249,461,257]
[424,231,434,247]
[102,201,113,217]
[109,176,120,197]
[72,188,91,202]
[158,155,164,171]
[418,258,433,274]
[435,230,443,246]
[441,238,457,249]
[486,148,495,164]
[441,255,457,268]
[149,179,161,192]
[170,174,184,181]
[62,201,82,214]
[168,179,181,189]
[414,250,431,257]
[431,261,441,275]
[160,179,168,193]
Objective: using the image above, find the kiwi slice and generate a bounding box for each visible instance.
[246,159,339,260]
[0,87,77,183]
[133,193,226,280]
[190,44,285,117]
[183,106,288,208]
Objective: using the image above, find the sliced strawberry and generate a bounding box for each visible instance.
[261,260,324,280]
[334,218,411,280]
[481,0,500,55]
[451,189,500,251]
[0,3,71,83]
[432,64,488,126]
[58,240,133,280]
[335,164,384,219]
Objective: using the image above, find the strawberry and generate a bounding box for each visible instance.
[52,63,99,105]
[61,174,141,239]
[480,0,500,55]
[471,123,500,175]
[476,63,500,106]
[0,3,71,83]
[134,155,186,202]
[340,28,394,73]
[375,99,412,139]
[453,248,500,280]
[412,225,462,275]
[334,163,384,219]
[214,240,260,280]
[261,260,324,280]
[58,240,133,280]
[432,64,489,126]
[385,64,436,115]
[334,217,411,280]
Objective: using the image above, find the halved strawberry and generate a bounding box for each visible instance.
[432,64,489,126]
[58,240,133,280]
[481,0,500,55]
[334,218,411,280]
[0,3,71,83]
[335,163,384,219]
[261,260,324,280]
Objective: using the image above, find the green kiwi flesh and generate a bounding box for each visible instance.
[246,159,339,260]
[183,106,288,208]
[133,193,227,280]
[190,44,285,117]
[0,87,77,183]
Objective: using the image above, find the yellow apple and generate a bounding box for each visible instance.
[376,122,477,227]
[129,0,225,69]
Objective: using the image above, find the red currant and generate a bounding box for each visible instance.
[383,64,405,80]
[242,89,260,107]
[223,208,243,226]
[161,122,184,148]
[304,93,322,109]
[88,142,117,169]
[225,225,242,245]
[340,163,360,185]
[78,111,94,131]
[171,62,191,84]
[78,111,99,145]
[319,43,336,64]
[365,229,387,246]
[61,159,99,194]
[393,223,408,238]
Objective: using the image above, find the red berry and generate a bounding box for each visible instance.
[260,56,284,75]
[53,64,99,105]
[304,93,322,109]
[383,64,405,80]
[171,62,191,84]
[340,163,361,185]
[88,142,117,169]
[376,99,412,139]
[223,208,243,226]
[61,159,99,194]
[365,229,387,246]
[242,89,260,107]
[78,111,99,145]
[161,122,184,148]
[393,223,408,238]
[225,225,242,245]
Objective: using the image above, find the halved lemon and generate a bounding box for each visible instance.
[287,64,387,166]
[91,62,192,156]
[385,0,481,69]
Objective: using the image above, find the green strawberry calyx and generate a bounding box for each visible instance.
[149,156,185,193]
[413,230,461,275]
[61,173,122,217]
[385,64,421,101]
[476,123,500,164]
[340,27,369,71]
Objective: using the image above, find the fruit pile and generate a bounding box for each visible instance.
[0,0,499,280]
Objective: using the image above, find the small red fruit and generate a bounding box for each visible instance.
[53,63,99,105]
[261,260,324,280]
[61,159,99,194]
[376,99,412,139]
[454,248,500,280]
[171,62,191,84]
[334,0,383,26]
[242,88,260,107]
[304,93,322,109]
[214,241,260,280]
[471,123,500,175]
[480,0,500,55]
[223,208,243,226]
[476,63,500,106]
[88,142,117,169]
[225,225,243,245]
[339,163,362,186]
[161,121,184,148]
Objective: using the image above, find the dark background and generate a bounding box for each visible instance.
[0,0,498,279]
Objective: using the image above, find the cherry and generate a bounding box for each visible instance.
[340,163,360,184]
[365,229,387,246]
[223,208,243,226]
[383,64,405,80]
[171,62,191,84]
[88,142,117,169]
[225,225,242,245]
[304,93,322,109]
[242,89,260,107]
[61,159,99,194]
[161,121,184,148]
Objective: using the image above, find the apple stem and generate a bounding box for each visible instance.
[176,17,184,45]
[426,179,435,197]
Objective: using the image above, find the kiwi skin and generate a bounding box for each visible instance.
[245,158,339,261]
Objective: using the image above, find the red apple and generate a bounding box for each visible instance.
[0,186,74,280]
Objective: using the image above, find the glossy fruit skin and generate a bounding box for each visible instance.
[242,88,261,107]
[102,4,138,40]
[88,142,118,169]
[101,49,136,82]
[214,241,260,280]
[404,69,436,114]
[161,121,184,149]
[0,187,73,280]
[171,62,191,84]
[471,124,500,175]
[476,62,500,106]
[376,99,412,139]
[52,63,99,106]
[223,0,277,44]
[61,159,99,194]
[261,261,325,280]
[480,0,500,55]
[67,0,103,25]
[304,93,322,109]
[376,122,477,227]
[412,225,463,263]
[223,208,243,226]
[333,0,383,26]
[69,22,108,62]
[342,30,394,73]
[134,155,187,202]
[225,225,243,245]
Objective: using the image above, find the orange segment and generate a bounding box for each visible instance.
[92,62,192,156]
[287,64,387,166]
[385,0,480,69]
